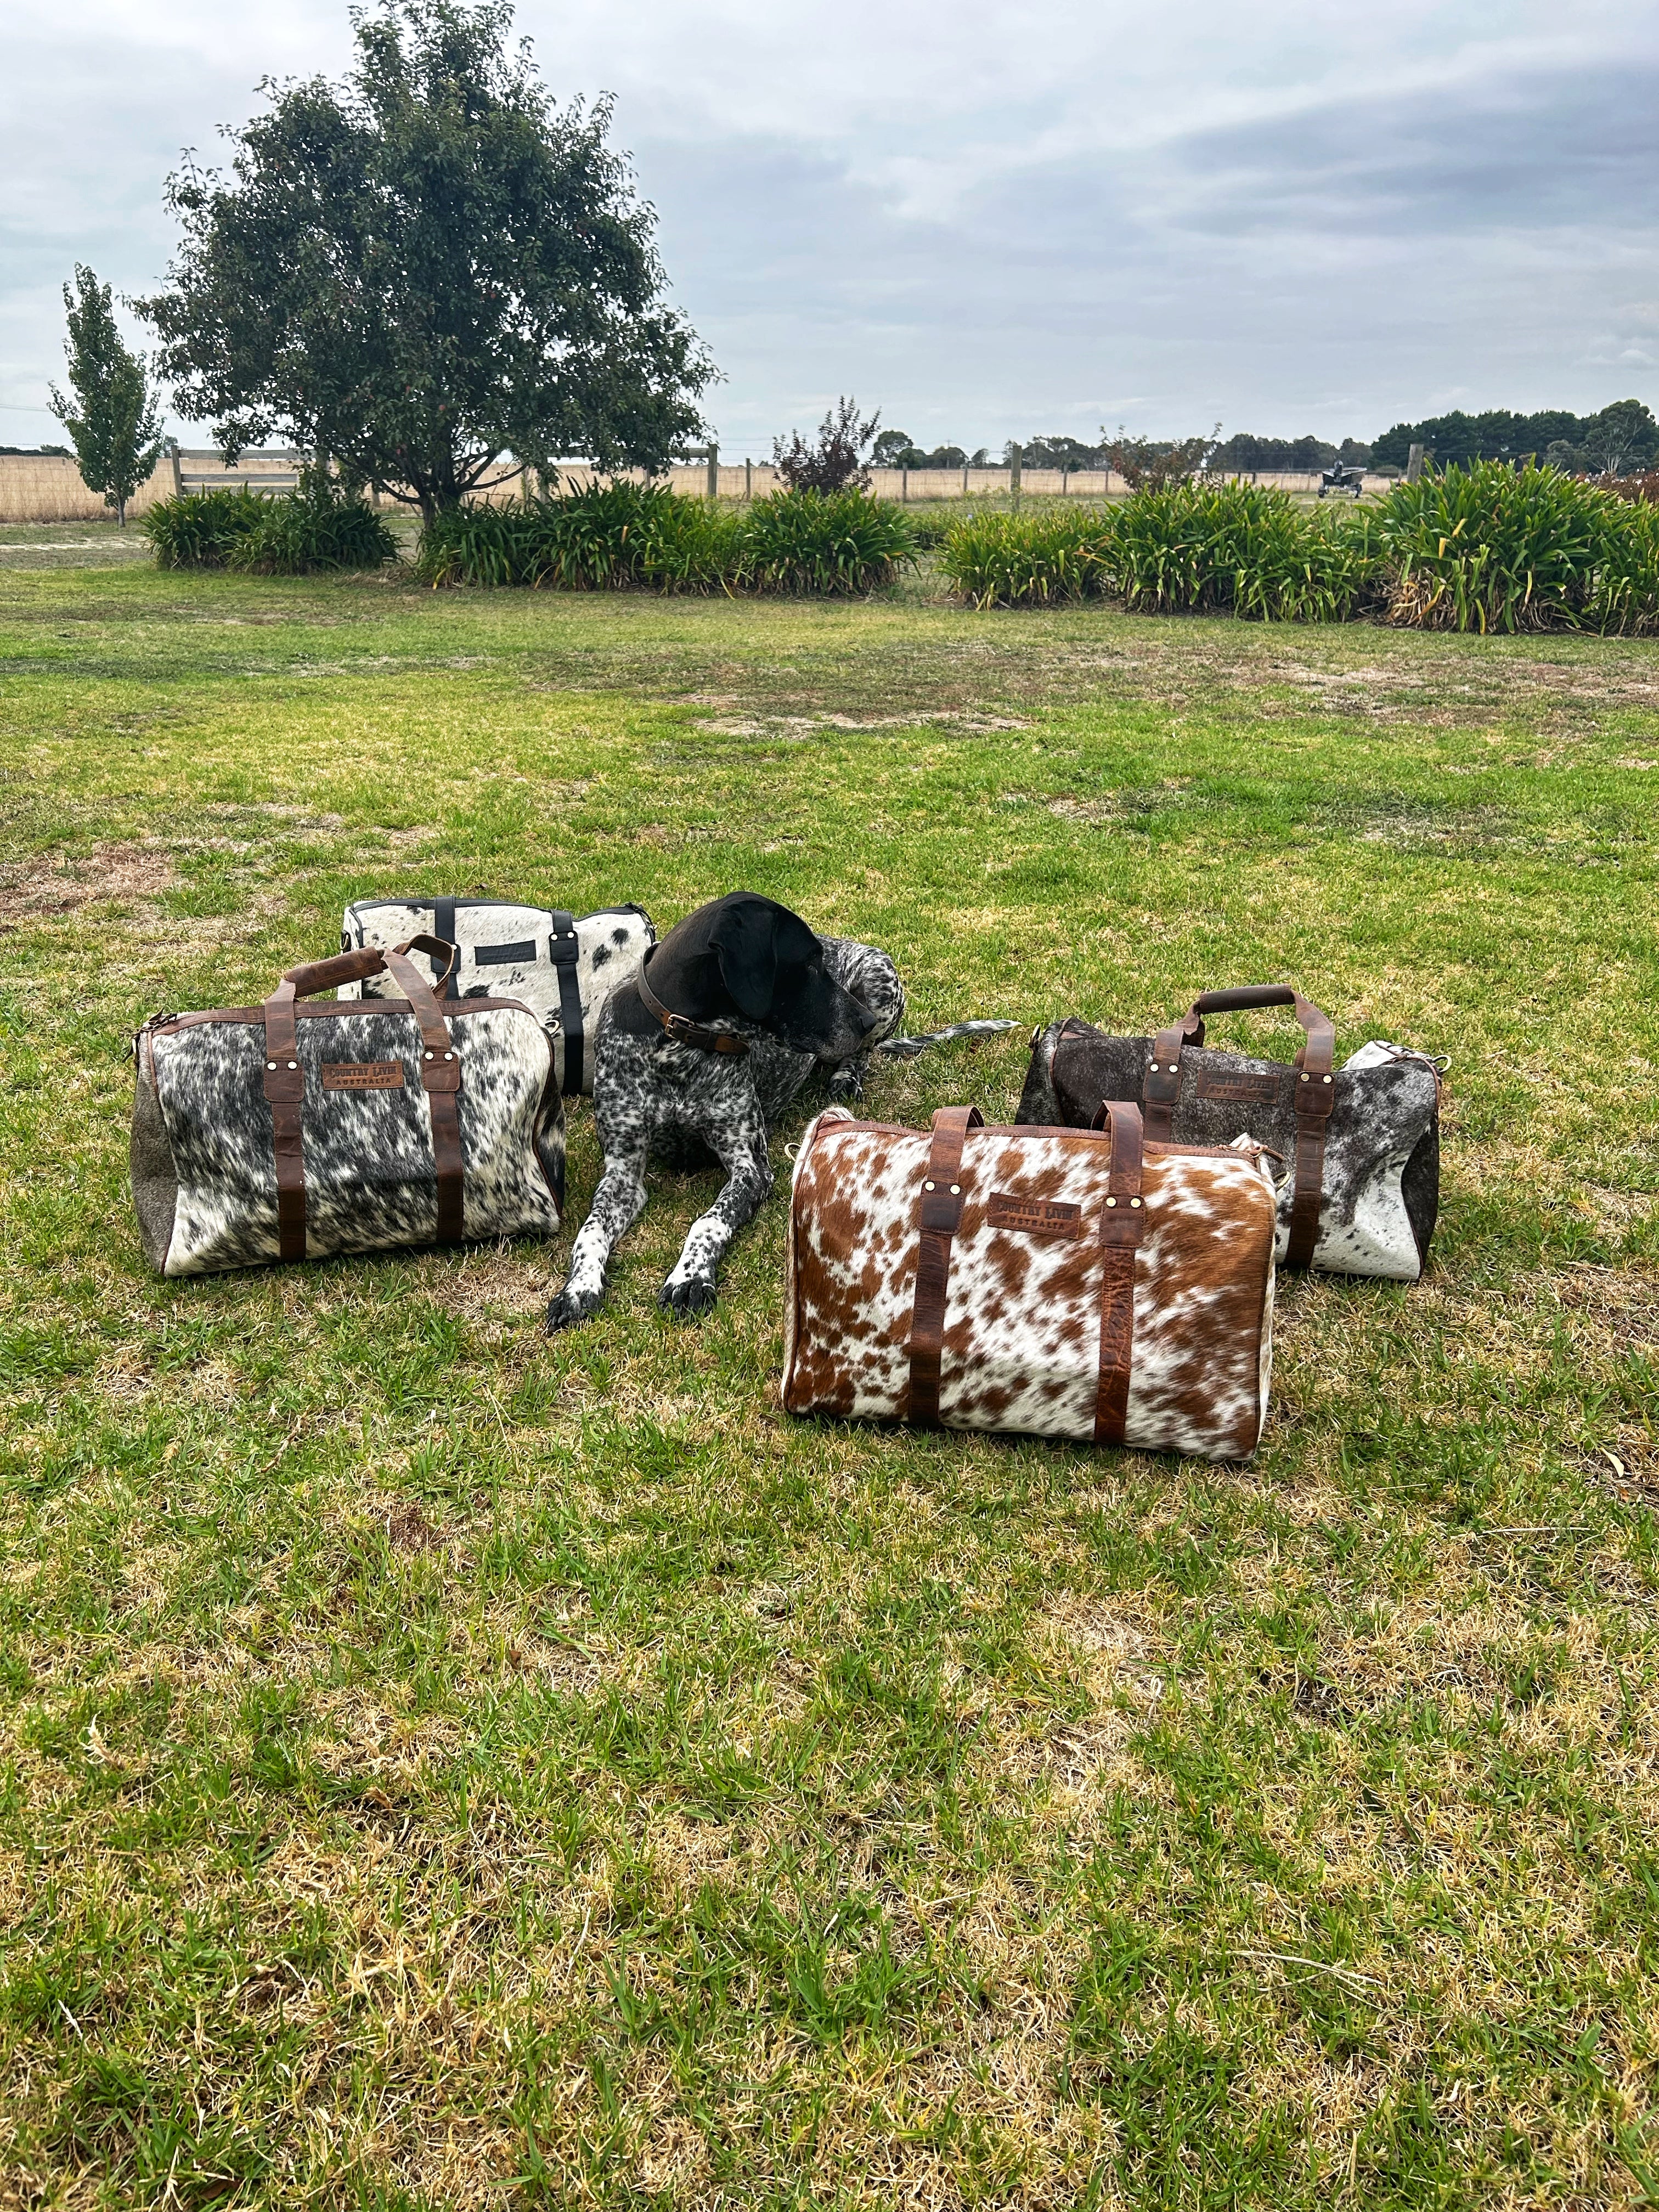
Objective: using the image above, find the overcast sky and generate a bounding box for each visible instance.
[6,0,1659,457]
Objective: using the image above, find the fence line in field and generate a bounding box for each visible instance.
[0,450,1402,526]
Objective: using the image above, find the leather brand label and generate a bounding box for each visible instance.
[987,1192,1084,1239]
[321,1060,405,1091]
[1196,1069,1280,1105]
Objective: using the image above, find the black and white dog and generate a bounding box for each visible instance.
[546,893,906,1329]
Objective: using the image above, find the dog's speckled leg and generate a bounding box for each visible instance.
[659,1099,772,1318]
[546,1144,648,1330]
[547,1014,657,1331]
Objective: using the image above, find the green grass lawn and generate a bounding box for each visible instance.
[1,560,1656,2210]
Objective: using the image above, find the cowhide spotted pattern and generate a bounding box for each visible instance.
[1020,1022,1440,1280]
[338,901,655,1097]
[783,1110,1277,1462]
[136,1002,563,1276]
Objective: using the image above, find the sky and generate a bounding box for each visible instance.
[5,0,1659,459]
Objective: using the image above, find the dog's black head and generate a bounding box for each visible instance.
[650,892,878,1059]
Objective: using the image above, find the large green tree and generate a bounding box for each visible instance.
[139,0,713,520]
[49,266,165,527]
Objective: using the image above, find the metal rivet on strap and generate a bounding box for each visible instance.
[1130,1197,1142,1208]
[1300,1072,1310,1082]
[923,1179,935,1190]
[266,1060,276,1071]
[949,1183,960,1195]
[444,1052,454,1061]
[1105,1195,1117,1207]
[425,1050,434,1059]
[1322,1074,1332,1084]
[287,1061,297,1070]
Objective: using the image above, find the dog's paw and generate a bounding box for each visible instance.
[546,1284,601,1333]
[658,1273,717,1319]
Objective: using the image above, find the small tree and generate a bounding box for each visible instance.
[1579,399,1659,477]
[772,396,879,493]
[140,0,713,522]
[1104,422,1220,491]
[48,266,165,526]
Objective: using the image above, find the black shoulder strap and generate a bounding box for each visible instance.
[548,912,583,1091]
[432,898,459,1000]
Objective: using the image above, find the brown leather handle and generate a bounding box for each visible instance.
[1143,982,1335,1146]
[261,933,465,1263]
[1178,985,1335,1073]
[266,935,459,1054]
[907,1105,984,1427]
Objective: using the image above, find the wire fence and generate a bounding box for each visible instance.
[0,450,1401,525]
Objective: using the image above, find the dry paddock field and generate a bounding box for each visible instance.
[0,525,1656,2209]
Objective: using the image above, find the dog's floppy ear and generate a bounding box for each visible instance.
[710,894,816,1021]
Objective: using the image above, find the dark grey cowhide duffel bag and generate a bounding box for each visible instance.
[132,938,565,1277]
[338,897,656,1097]
[1017,985,1442,1280]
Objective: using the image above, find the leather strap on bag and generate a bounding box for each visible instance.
[261,934,463,1261]
[906,1105,983,1426]
[1090,1102,1148,1445]
[432,898,459,1000]
[548,911,586,1092]
[1142,984,1336,1268]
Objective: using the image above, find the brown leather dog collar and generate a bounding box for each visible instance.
[636,951,749,1055]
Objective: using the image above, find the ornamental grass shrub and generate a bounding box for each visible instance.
[142,486,265,569]
[143,478,395,574]
[416,483,912,596]
[940,464,1659,633]
[1370,461,1659,633]
[225,479,398,575]
[936,506,1112,607]
[738,487,914,595]
[1110,481,1376,621]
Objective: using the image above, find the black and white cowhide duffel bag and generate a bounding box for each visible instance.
[1017,985,1443,1281]
[337,898,656,1096]
[131,939,564,1277]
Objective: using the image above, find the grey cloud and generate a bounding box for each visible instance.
[3,2,1656,454]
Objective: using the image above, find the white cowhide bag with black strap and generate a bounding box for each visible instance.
[337,897,655,1096]
[1018,985,1443,1282]
[131,938,565,1277]
[783,1101,1278,1462]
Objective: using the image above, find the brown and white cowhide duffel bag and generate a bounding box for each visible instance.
[1017,986,1443,1282]
[131,938,565,1277]
[782,1101,1278,1462]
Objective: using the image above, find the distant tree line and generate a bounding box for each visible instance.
[856,405,1659,484]
[1370,402,1657,476]
[871,431,994,470]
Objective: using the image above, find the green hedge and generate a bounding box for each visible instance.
[937,463,1659,633]
[144,478,396,574]
[416,482,915,596]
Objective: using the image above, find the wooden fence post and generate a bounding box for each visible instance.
[962,461,969,497]
[707,443,719,501]
[168,440,182,498]
[901,468,908,503]
[1407,443,1425,484]
[744,457,752,500]
[1009,446,1022,506]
